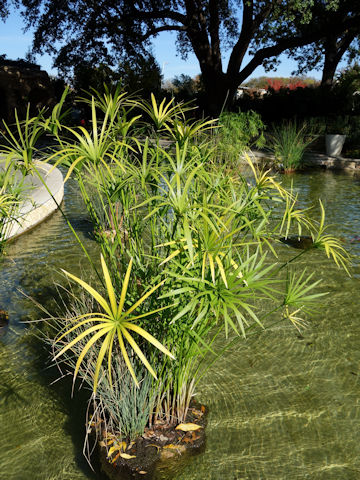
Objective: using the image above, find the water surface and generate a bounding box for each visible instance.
[1,170,360,480]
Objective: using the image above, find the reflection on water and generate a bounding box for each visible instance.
[1,170,360,479]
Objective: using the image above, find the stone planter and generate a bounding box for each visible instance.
[325,134,346,157]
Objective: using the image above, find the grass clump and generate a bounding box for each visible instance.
[269,120,316,172]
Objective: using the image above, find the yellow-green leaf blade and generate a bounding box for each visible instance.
[61,269,112,317]
[124,323,175,360]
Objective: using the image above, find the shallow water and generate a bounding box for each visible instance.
[0,179,100,480]
[1,170,360,480]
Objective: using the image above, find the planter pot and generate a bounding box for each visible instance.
[325,134,346,157]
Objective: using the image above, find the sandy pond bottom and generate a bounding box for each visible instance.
[1,170,360,480]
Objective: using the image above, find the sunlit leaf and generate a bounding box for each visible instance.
[56,254,174,392]
[119,453,136,459]
[175,423,203,432]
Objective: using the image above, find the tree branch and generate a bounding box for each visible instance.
[227,0,254,76]
[253,0,281,31]
[126,7,186,25]
[140,24,187,42]
[184,0,213,70]
[227,0,281,76]
[236,12,360,84]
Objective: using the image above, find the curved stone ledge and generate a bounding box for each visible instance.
[2,161,64,241]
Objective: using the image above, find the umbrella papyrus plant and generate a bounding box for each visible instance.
[54,254,175,393]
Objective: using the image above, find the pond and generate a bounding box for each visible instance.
[1,169,360,480]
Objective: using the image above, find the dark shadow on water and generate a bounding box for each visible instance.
[65,216,95,240]
[22,329,108,479]
[0,376,27,408]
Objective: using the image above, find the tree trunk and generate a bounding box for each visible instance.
[321,41,340,87]
[200,70,239,116]
[321,33,355,87]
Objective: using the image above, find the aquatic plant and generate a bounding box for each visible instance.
[8,87,351,460]
[0,190,18,251]
[55,254,174,393]
[0,164,27,250]
[268,120,316,172]
[52,91,348,430]
[1,105,44,176]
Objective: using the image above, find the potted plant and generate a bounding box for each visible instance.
[325,116,350,157]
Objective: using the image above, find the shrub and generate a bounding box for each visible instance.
[214,110,265,164]
[235,83,360,123]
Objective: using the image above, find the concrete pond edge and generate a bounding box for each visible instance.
[2,161,64,241]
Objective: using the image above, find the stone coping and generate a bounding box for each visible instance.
[303,151,360,171]
[247,149,360,172]
[1,160,64,241]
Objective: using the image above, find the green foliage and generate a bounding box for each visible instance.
[73,63,122,95]
[95,365,153,439]
[46,285,154,440]
[215,111,265,164]
[162,74,203,103]
[286,5,360,85]
[335,63,360,105]
[0,163,28,251]
[56,255,174,393]
[312,200,351,273]
[343,115,360,156]
[72,54,162,99]
[235,82,360,123]
[1,105,44,175]
[324,115,351,135]
[0,190,18,251]
[336,66,360,102]
[21,0,357,114]
[13,87,350,447]
[268,121,316,171]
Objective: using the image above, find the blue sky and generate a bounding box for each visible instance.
[152,32,323,81]
[0,7,326,82]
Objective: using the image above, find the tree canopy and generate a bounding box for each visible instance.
[0,0,9,20]
[18,0,360,113]
[285,1,360,86]
[73,55,162,98]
